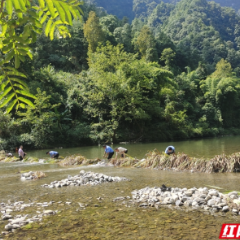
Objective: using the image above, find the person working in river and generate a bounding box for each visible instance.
[103,145,114,160]
[18,145,27,160]
[115,147,128,158]
[165,146,175,155]
[46,151,59,159]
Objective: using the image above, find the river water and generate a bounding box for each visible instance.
[1,136,240,239]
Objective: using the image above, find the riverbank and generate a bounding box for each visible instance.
[2,150,240,174]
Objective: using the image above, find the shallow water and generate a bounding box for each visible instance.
[26,135,240,160]
[2,136,240,239]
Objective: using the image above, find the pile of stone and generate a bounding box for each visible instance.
[41,170,128,188]
[20,171,46,181]
[0,201,57,233]
[131,185,240,215]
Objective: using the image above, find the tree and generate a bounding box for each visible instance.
[0,0,83,113]
[160,48,176,69]
[83,11,105,53]
[84,43,173,142]
[135,25,158,62]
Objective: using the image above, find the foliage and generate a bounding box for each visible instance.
[0,0,83,112]
[83,11,105,52]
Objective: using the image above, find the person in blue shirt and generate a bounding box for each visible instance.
[103,145,114,159]
[165,146,175,155]
[46,151,59,159]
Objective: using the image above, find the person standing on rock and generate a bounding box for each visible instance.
[165,146,175,155]
[103,145,114,160]
[115,147,128,158]
[46,151,59,159]
[18,145,27,160]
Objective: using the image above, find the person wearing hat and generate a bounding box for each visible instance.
[102,145,114,159]
[46,151,59,159]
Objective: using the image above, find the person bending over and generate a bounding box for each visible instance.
[115,147,128,158]
[103,145,114,160]
[46,151,59,159]
[165,146,175,155]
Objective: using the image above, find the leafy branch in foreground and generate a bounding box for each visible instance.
[0,0,83,112]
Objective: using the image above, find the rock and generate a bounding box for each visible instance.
[2,215,12,220]
[43,210,54,214]
[208,190,219,197]
[5,225,13,230]
[207,199,216,207]
[232,208,238,213]
[184,191,193,197]
[175,200,183,206]
[222,206,229,212]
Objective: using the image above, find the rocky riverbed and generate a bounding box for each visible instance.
[0,200,58,236]
[41,170,129,188]
[129,185,240,215]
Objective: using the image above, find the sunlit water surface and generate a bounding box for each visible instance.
[1,136,240,239]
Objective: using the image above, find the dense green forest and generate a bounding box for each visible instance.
[92,0,240,21]
[1,0,240,150]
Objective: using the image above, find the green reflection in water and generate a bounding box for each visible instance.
[26,135,240,160]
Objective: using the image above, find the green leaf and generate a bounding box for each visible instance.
[40,13,48,24]
[13,83,24,89]
[26,50,33,59]
[34,19,42,28]
[6,99,18,113]
[22,24,30,40]
[49,22,57,40]
[9,78,28,88]
[0,81,9,91]
[18,96,35,108]
[0,86,12,101]
[2,42,13,53]
[17,48,28,55]
[46,0,55,18]
[59,2,72,25]
[18,0,27,11]
[53,1,65,22]
[5,49,15,62]
[12,0,21,10]
[38,0,45,8]
[18,103,26,109]
[6,0,13,18]
[18,55,26,62]
[15,54,20,68]
[45,18,53,37]
[4,67,27,78]
[15,90,36,99]
[0,92,15,108]
[0,75,5,84]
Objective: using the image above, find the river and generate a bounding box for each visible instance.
[1,136,240,239]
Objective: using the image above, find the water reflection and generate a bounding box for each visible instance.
[23,135,240,159]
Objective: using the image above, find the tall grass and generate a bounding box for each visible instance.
[59,155,101,166]
[110,156,140,167]
[133,149,240,173]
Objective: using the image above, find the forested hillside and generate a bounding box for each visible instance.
[1,0,240,150]
[91,0,240,20]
